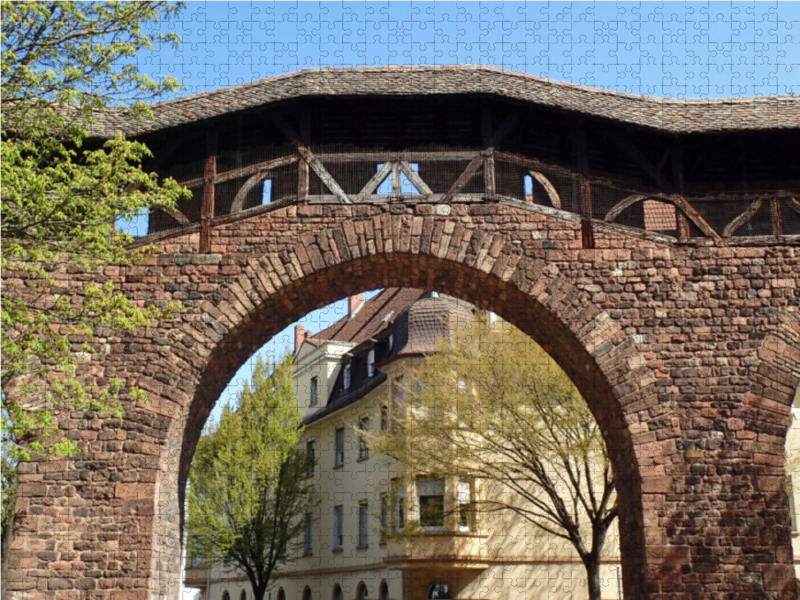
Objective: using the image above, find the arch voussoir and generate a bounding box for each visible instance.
[6,199,800,600]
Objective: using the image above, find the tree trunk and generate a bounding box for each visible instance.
[585,557,603,600]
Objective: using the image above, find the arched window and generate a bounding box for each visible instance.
[222,593,231,600]
[332,585,343,600]
[277,589,286,600]
[428,583,450,599]
[379,582,389,600]
[356,582,368,600]
[303,586,312,600]
[240,592,247,600]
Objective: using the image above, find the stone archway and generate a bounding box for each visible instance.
[4,71,800,597]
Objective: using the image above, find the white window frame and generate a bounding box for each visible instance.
[458,480,473,532]
[343,364,351,389]
[306,438,315,476]
[358,416,369,460]
[417,478,446,531]
[334,427,345,466]
[358,502,369,547]
[333,505,344,549]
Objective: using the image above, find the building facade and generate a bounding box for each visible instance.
[185,290,800,600]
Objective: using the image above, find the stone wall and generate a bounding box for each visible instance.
[5,201,800,600]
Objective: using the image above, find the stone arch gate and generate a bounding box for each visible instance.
[6,66,800,599]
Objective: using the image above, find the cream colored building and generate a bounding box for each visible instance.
[187,290,800,600]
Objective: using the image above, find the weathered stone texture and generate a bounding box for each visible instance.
[5,202,800,600]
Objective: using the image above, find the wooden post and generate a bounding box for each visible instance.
[574,126,594,249]
[672,144,691,242]
[482,108,496,198]
[298,112,310,200]
[771,197,784,236]
[199,125,217,253]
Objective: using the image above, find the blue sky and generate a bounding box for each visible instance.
[127,1,800,420]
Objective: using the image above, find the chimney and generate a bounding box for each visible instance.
[348,293,365,320]
[294,324,305,352]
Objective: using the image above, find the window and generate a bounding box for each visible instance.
[388,334,393,349]
[277,589,285,600]
[393,480,405,530]
[306,439,315,476]
[262,179,273,205]
[190,536,203,567]
[333,586,343,600]
[357,582,369,600]
[380,405,389,432]
[458,481,473,531]
[222,593,231,600]
[333,505,344,549]
[241,592,247,600]
[380,494,389,543]
[789,476,798,532]
[343,364,351,389]
[303,587,312,600]
[367,350,375,377]
[418,479,445,529]
[358,502,369,547]
[304,512,313,555]
[334,428,345,466]
[379,582,389,600]
[428,583,451,599]
[358,417,369,460]
[310,376,319,405]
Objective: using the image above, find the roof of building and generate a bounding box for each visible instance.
[87,65,800,138]
[310,288,428,347]
[303,289,477,424]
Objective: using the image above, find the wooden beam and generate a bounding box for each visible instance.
[317,151,479,162]
[441,153,486,204]
[771,197,784,236]
[199,126,217,253]
[529,171,561,209]
[298,112,310,200]
[484,151,496,198]
[178,155,299,188]
[356,161,394,200]
[399,161,432,195]
[722,198,764,238]
[391,162,401,197]
[669,193,727,246]
[163,207,191,226]
[573,126,594,248]
[604,194,648,222]
[231,171,270,213]
[272,113,351,204]
[671,144,691,242]
[787,197,800,214]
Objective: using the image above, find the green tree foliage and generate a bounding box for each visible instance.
[187,356,316,600]
[1,1,190,461]
[372,316,617,600]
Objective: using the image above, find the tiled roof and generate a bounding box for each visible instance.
[86,65,800,138]
[311,288,427,346]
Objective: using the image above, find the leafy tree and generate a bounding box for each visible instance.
[373,316,617,600]
[1,1,190,464]
[187,356,316,600]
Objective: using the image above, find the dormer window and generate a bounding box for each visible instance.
[343,364,351,389]
[310,376,318,405]
[367,350,375,377]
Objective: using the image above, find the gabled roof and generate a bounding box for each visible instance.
[311,288,427,347]
[87,65,800,138]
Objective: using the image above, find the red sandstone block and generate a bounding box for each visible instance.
[641,476,673,494]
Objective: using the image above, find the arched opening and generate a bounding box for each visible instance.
[428,583,450,599]
[222,592,231,600]
[241,591,247,600]
[170,254,649,598]
[303,586,312,600]
[356,581,368,600]
[378,581,388,600]
[332,585,343,600]
[277,588,286,600]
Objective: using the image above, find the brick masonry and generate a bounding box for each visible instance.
[5,201,800,600]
